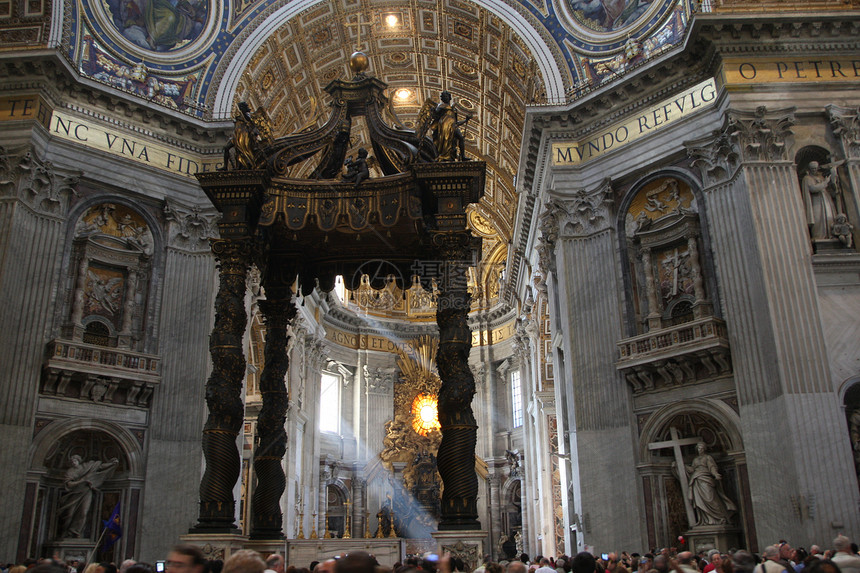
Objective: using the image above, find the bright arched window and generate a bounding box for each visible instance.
[319,372,340,433]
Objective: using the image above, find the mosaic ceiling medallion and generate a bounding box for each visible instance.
[555,0,676,48]
[88,0,221,62]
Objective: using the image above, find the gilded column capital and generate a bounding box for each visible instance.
[827,104,860,159]
[163,200,220,252]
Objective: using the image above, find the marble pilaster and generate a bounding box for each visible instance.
[546,179,643,552]
[687,106,860,544]
[0,148,77,560]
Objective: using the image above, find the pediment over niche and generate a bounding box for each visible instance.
[625,177,698,239]
[75,203,154,255]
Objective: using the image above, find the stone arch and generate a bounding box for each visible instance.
[501,476,523,535]
[210,0,566,119]
[23,418,144,560]
[638,399,743,459]
[30,417,144,477]
[636,399,748,551]
[324,481,349,537]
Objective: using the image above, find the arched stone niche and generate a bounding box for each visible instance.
[65,202,154,349]
[622,176,710,332]
[637,401,751,553]
[23,419,144,561]
[842,378,860,494]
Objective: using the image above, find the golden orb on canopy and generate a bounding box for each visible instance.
[349,51,369,74]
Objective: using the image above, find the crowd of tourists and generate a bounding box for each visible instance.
[2,535,859,573]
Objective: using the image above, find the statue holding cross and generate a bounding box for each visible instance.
[649,427,736,528]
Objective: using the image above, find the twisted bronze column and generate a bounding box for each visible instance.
[434,232,480,530]
[250,294,297,539]
[194,238,252,531]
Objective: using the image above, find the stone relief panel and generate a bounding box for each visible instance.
[617,176,731,393]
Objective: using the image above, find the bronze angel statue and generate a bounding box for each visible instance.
[417,91,473,161]
[220,101,274,170]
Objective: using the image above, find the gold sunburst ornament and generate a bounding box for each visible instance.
[411,393,440,435]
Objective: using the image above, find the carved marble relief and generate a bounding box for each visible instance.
[41,201,160,409]
[617,177,731,394]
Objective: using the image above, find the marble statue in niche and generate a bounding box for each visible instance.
[58,454,120,538]
[678,443,736,526]
[802,160,840,241]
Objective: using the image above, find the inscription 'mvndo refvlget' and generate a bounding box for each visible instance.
[552,79,717,166]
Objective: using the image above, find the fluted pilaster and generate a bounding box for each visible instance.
[547,177,642,550]
[687,106,860,542]
[139,208,216,557]
[0,148,77,559]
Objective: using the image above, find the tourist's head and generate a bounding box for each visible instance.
[267,555,285,573]
[571,553,596,573]
[834,536,851,552]
[313,560,336,573]
[168,544,206,573]
[508,562,528,573]
[677,553,693,565]
[779,544,793,561]
[731,552,755,573]
[126,563,156,573]
[334,552,377,573]
[223,551,265,573]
